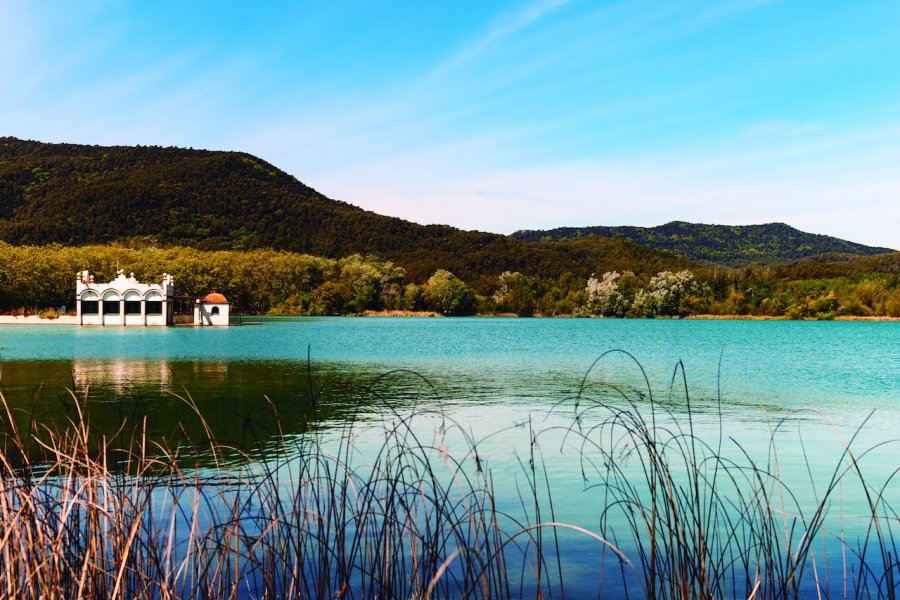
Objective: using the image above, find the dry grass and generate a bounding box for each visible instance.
[0,381,520,599]
[0,356,897,598]
[550,350,900,599]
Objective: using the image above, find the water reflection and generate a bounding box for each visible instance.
[72,359,175,394]
[2,356,897,472]
[1,359,506,465]
[2,359,318,465]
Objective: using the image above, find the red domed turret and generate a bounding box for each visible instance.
[203,292,228,303]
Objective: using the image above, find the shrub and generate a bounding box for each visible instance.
[36,307,60,319]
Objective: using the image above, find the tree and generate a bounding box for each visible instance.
[492,271,538,316]
[632,270,698,317]
[423,270,476,315]
[585,271,634,317]
[337,255,383,312]
[312,281,351,315]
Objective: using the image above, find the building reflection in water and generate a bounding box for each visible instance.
[190,361,230,385]
[72,359,175,396]
[72,360,232,396]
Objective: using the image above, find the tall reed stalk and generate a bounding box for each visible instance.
[553,350,900,599]
[0,356,896,598]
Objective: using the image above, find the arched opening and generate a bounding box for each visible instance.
[211,306,220,315]
[124,290,142,315]
[145,292,163,315]
[102,291,121,315]
[81,291,99,315]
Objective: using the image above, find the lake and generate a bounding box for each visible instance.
[1,317,898,597]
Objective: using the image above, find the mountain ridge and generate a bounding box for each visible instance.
[512,221,894,267]
[0,136,690,287]
[2,137,891,279]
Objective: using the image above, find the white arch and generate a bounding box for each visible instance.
[102,290,121,301]
[123,290,142,301]
[80,291,99,301]
[145,291,162,301]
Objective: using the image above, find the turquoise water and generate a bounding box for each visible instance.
[2,317,897,408]
[1,318,898,597]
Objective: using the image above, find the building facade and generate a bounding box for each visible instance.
[76,270,174,326]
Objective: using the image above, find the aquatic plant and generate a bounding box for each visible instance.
[552,350,900,598]
[0,356,897,598]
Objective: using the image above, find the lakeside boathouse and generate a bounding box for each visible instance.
[76,270,229,326]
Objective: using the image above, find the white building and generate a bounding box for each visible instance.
[76,270,174,326]
[194,292,230,326]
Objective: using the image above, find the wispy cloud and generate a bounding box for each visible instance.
[687,0,780,29]
[428,0,570,78]
[3,1,897,249]
[0,2,36,94]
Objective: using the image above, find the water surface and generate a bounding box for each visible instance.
[1,318,897,596]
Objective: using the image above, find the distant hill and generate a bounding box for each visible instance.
[767,250,900,280]
[0,137,689,287]
[512,221,894,267]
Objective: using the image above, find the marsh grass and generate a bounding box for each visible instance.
[550,350,900,599]
[0,354,897,599]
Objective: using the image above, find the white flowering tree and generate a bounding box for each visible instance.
[585,271,632,317]
[632,270,698,317]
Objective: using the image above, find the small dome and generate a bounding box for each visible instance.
[203,292,228,303]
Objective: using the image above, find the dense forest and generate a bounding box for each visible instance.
[4,137,893,283]
[512,221,894,267]
[0,137,688,284]
[1,243,897,319]
[1,137,897,319]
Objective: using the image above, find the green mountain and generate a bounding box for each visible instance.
[512,221,894,267]
[0,137,689,286]
[768,250,900,280]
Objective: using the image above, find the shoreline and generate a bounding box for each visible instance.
[359,309,442,317]
[685,314,900,322]
[3,312,898,325]
[0,315,78,325]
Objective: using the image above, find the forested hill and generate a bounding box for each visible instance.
[512,221,894,267]
[0,137,689,285]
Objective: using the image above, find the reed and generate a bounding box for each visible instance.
[550,350,900,599]
[0,356,896,599]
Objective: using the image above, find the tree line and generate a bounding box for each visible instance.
[0,243,897,319]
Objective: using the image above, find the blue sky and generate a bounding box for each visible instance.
[2,1,898,248]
